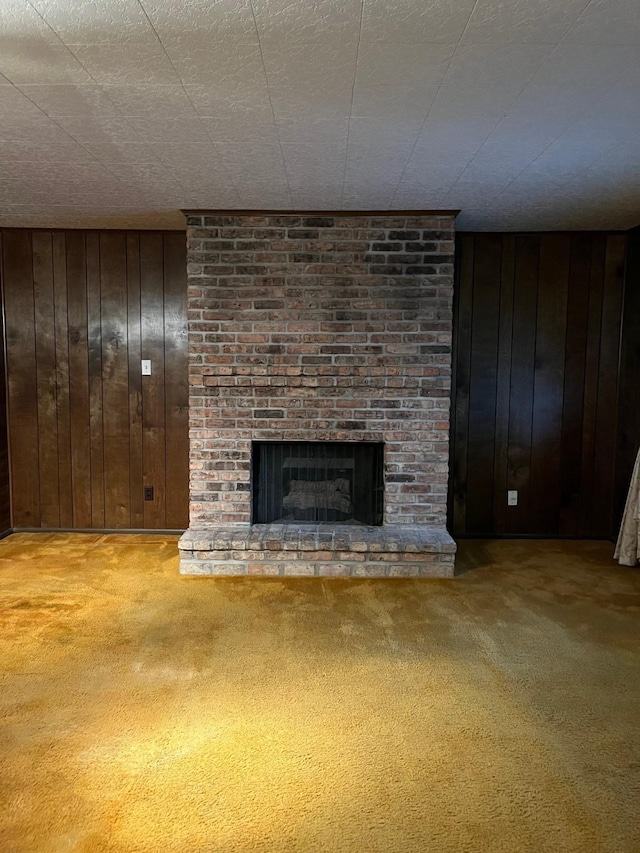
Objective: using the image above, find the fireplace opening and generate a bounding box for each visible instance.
[252,441,384,525]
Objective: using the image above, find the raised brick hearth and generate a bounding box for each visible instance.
[179,212,457,577]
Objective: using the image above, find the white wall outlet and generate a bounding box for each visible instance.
[507,490,518,506]
[141,359,152,376]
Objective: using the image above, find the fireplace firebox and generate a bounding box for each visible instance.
[252,441,384,526]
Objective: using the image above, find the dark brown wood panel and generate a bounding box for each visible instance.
[2,231,40,527]
[140,233,167,529]
[529,234,570,534]
[163,232,189,529]
[0,234,11,532]
[614,225,640,533]
[451,231,627,539]
[1,229,188,530]
[66,232,92,528]
[32,231,60,527]
[100,233,130,528]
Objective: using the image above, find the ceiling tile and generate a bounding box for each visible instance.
[102,84,196,116]
[216,142,288,184]
[262,42,357,119]
[198,117,280,145]
[0,138,96,162]
[282,143,347,184]
[252,0,362,45]
[151,142,222,166]
[352,43,454,119]
[166,40,266,89]
[30,0,157,44]
[126,115,210,143]
[53,113,140,143]
[0,40,92,84]
[564,0,640,45]
[69,42,180,84]
[462,0,588,44]
[17,83,119,116]
[530,44,640,90]
[0,111,80,143]
[85,142,160,162]
[277,117,349,146]
[185,82,273,121]
[361,0,477,44]
[140,0,258,43]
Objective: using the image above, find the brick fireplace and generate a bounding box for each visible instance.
[178,212,457,577]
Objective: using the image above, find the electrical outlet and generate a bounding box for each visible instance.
[507,490,518,506]
[144,486,154,501]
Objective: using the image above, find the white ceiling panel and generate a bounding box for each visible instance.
[102,84,197,116]
[564,0,640,45]
[52,114,140,144]
[0,0,639,229]
[262,42,357,119]
[69,42,180,85]
[126,115,211,144]
[140,0,259,43]
[276,117,349,146]
[0,41,92,84]
[252,0,362,45]
[30,0,157,44]
[352,43,453,120]
[462,0,588,45]
[199,116,280,145]
[361,0,477,44]
[0,138,96,162]
[16,83,120,116]
[165,41,265,87]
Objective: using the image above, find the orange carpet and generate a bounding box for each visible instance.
[0,534,638,852]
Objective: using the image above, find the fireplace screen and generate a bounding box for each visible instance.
[252,441,384,525]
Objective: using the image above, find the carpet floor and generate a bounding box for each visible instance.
[0,534,638,853]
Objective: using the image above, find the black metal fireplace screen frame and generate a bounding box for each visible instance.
[251,441,384,526]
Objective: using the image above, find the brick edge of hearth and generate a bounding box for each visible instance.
[178,524,456,578]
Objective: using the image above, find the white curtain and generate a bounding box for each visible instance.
[615,447,640,566]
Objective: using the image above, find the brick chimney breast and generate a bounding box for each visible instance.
[179,213,457,578]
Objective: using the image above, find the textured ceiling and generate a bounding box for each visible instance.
[1,0,640,230]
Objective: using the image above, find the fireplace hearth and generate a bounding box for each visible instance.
[178,211,457,578]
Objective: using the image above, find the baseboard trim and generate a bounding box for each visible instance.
[453,533,615,542]
[12,527,185,535]
[0,527,14,541]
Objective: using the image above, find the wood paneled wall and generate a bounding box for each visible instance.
[0,240,10,533]
[1,230,188,530]
[615,225,640,530]
[450,232,627,539]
